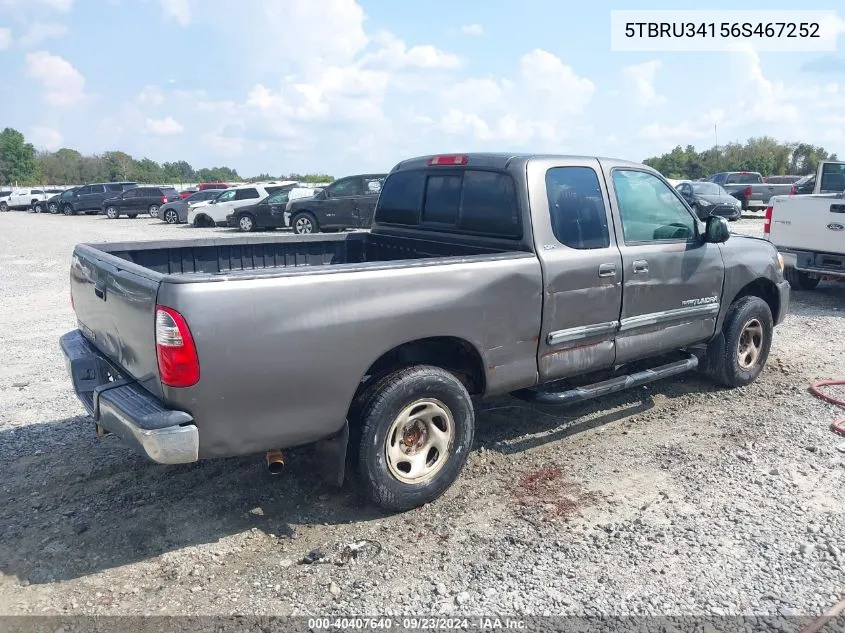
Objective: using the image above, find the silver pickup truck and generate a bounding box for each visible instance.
[61,153,790,511]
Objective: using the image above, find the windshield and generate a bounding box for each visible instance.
[690,182,724,196]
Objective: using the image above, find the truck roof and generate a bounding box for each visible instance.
[391,153,649,173]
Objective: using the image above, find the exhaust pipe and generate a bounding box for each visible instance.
[265,449,285,474]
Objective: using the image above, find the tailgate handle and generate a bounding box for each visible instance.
[830,205,845,214]
[94,283,106,300]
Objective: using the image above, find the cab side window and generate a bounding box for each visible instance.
[545,167,609,249]
[612,170,696,243]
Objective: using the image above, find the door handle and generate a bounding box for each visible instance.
[632,260,649,274]
[598,263,616,277]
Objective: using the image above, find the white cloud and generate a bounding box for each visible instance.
[362,31,462,70]
[159,0,191,26]
[30,125,63,150]
[202,125,247,157]
[0,28,11,50]
[460,24,483,36]
[18,23,69,47]
[136,85,165,107]
[37,0,72,10]
[145,116,184,135]
[621,60,666,108]
[25,51,86,106]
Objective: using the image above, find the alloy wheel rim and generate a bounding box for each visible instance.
[385,398,454,485]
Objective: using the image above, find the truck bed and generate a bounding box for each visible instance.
[97,231,519,279]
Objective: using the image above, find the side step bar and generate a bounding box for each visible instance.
[512,354,699,406]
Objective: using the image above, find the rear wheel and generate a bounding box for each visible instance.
[784,267,820,291]
[0,202,7,212]
[703,296,773,388]
[292,212,318,235]
[105,206,119,219]
[238,214,256,232]
[148,204,159,218]
[163,209,179,224]
[48,202,59,214]
[33,202,43,213]
[62,204,74,216]
[350,365,474,512]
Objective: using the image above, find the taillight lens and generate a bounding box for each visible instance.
[789,185,796,195]
[744,186,752,198]
[162,195,167,204]
[155,306,199,387]
[764,206,773,234]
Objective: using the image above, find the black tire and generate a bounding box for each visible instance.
[0,202,7,212]
[704,296,773,388]
[148,205,159,218]
[237,213,257,232]
[350,365,474,512]
[62,204,74,216]
[48,202,59,214]
[784,267,820,291]
[33,203,43,213]
[105,206,119,219]
[193,214,213,228]
[163,209,179,224]
[291,212,318,235]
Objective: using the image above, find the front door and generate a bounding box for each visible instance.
[528,158,623,382]
[119,188,140,212]
[356,176,385,227]
[605,167,725,364]
[325,177,362,229]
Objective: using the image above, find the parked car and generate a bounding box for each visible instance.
[179,188,199,199]
[790,161,845,196]
[158,190,223,224]
[765,161,845,290]
[61,152,788,511]
[102,186,181,219]
[675,181,742,221]
[706,171,794,211]
[198,182,230,192]
[1,187,50,211]
[285,174,386,234]
[764,175,802,185]
[61,182,137,215]
[0,190,12,211]
[187,184,288,227]
[32,188,66,213]
[226,186,317,231]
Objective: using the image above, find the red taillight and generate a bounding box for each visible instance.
[764,206,773,234]
[744,186,752,198]
[789,185,796,195]
[155,306,199,387]
[427,155,468,166]
[162,195,167,204]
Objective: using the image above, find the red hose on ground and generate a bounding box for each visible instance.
[809,380,845,435]
[798,596,845,633]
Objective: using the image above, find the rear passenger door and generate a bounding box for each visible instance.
[605,167,724,363]
[355,176,385,227]
[527,159,623,381]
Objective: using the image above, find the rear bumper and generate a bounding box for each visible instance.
[60,330,199,464]
[780,249,845,280]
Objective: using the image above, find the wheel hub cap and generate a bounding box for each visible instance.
[737,318,764,369]
[385,399,454,485]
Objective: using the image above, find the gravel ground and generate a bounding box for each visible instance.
[1,212,844,619]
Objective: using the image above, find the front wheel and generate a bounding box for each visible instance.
[350,365,475,512]
[703,296,773,388]
[62,204,74,216]
[784,267,820,291]
[148,204,159,218]
[163,209,179,224]
[105,206,119,219]
[0,202,7,212]
[48,202,59,214]
[33,203,43,213]
[291,212,318,235]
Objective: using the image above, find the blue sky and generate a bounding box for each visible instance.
[1,0,844,177]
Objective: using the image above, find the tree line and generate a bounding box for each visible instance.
[643,137,838,180]
[0,127,333,186]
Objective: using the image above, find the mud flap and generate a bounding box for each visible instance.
[315,421,349,488]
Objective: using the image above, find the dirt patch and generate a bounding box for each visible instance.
[511,465,600,521]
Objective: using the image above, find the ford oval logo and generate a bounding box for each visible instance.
[827,223,845,231]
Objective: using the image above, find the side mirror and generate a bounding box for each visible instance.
[316,189,328,200]
[704,216,730,244]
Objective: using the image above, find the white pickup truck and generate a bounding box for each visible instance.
[765,160,845,290]
[0,187,52,212]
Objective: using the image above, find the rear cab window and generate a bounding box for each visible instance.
[725,172,763,185]
[820,163,845,193]
[376,168,521,239]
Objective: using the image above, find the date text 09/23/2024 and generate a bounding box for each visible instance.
[307,618,526,630]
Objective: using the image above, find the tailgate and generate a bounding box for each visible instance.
[769,195,845,255]
[70,245,164,399]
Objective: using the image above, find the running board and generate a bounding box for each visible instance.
[512,354,699,406]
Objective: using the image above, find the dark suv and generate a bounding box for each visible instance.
[102,186,181,219]
[286,174,386,234]
[62,182,137,215]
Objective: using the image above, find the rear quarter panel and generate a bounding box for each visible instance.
[157,256,543,458]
